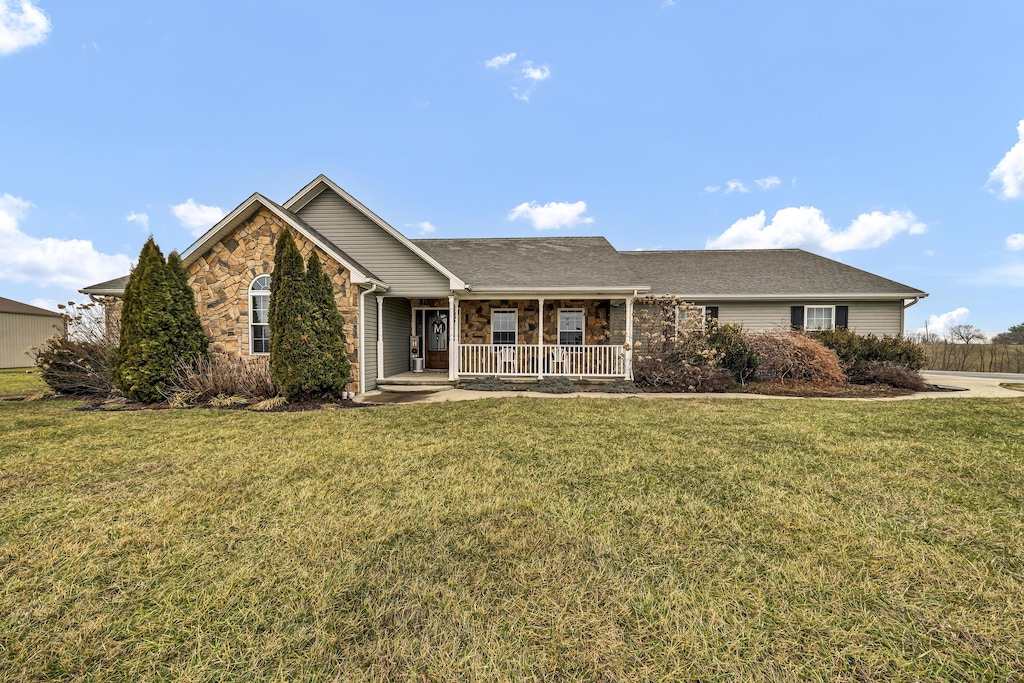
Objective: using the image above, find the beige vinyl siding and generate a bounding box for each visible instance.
[1,313,64,368]
[297,191,451,297]
[382,297,412,378]
[361,294,378,391]
[698,300,905,336]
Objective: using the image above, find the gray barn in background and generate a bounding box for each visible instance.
[0,297,64,369]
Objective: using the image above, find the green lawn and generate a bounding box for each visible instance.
[0,367,46,398]
[2,397,1023,681]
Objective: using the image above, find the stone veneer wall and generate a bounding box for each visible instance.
[185,208,362,392]
[458,299,611,345]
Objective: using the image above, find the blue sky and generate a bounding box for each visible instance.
[2,0,1022,337]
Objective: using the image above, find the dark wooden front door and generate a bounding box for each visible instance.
[425,310,449,370]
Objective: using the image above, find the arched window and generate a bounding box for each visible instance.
[249,275,271,354]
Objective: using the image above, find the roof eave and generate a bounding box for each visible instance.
[461,285,651,297]
[661,292,928,301]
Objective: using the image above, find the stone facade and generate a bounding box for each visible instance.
[185,209,362,392]
[458,299,612,345]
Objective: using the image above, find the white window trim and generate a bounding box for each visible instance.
[557,308,585,346]
[804,304,836,331]
[491,308,518,345]
[675,305,706,337]
[249,275,271,355]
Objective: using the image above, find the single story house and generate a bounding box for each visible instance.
[82,175,927,394]
[0,297,65,369]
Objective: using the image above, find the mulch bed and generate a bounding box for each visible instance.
[73,396,370,412]
[736,380,917,398]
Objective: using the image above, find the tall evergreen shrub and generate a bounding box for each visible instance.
[304,253,351,396]
[268,230,312,399]
[113,237,208,402]
[167,251,207,360]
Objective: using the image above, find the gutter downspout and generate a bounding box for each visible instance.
[902,296,922,337]
[358,283,378,395]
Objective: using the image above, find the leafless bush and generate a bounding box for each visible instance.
[852,362,927,390]
[748,331,846,384]
[168,354,276,401]
[630,296,727,391]
[31,300,117,395]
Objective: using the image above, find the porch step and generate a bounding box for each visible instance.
[376,372,458,392]
[375,383,456,393]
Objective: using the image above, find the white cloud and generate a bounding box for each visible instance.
[915,307,969,337]
[171,198,225,236]
[407,220,436,236]
[982,264,1024,287]
[1006,233,1024,251]
[988,120,1024,200]
[508,200,594,230]
[755,176,782,191]
[661,0,676,7]
[485,52,517,69]
[703,185,721,194]
[0,193,133,291]
[706,206,926,252]
[0,0,51,55]
[125,211,149,233]
[632,245,663,251]
[723,179,749,195]
[522,61,551,81]
[487,53,550,102]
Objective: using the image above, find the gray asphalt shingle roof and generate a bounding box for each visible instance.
[620,249,926,297]
[80,275,130,295]
[413,237,647,290]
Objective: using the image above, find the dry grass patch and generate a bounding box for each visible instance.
[0,368,47,398]
[2,397,1023,680]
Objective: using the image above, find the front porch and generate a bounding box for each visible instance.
[375,296,634,386]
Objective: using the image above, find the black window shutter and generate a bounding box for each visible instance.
[707,306,719,320]
[790,306,804,330]
[836,306,849,330]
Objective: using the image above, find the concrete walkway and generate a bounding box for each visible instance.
[356,372,1024,405]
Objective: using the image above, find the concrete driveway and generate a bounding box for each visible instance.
[919,371,1024,398]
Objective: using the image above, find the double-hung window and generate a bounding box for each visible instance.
[492,309,517,345]
[675,305,707,336]
[249,275,271,354]
[804,305,835,331]
[558,309,584,346]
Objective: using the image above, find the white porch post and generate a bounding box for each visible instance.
[448,295,457,381]
[537,297,545,378]
[625,294,634,380]
[376,295,385,382]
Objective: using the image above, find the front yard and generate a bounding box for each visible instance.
[2,397,1023,680]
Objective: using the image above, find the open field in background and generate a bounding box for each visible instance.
[0,368,46,398]
[922,343,1024,373]
[2,397,1024,681]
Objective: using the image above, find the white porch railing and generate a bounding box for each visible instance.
[458,344,627,377]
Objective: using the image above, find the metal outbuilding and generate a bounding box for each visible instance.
[0,297,65,369]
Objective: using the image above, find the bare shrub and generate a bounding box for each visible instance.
[852,362,927,391]
[169,354,276,401]
[631,296,725,390]
[748,331,846,384]
[462,377,514,391]
[529,377,576,394]
[31,300,116,396]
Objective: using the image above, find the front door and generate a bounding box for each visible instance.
[425,310,449,370]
